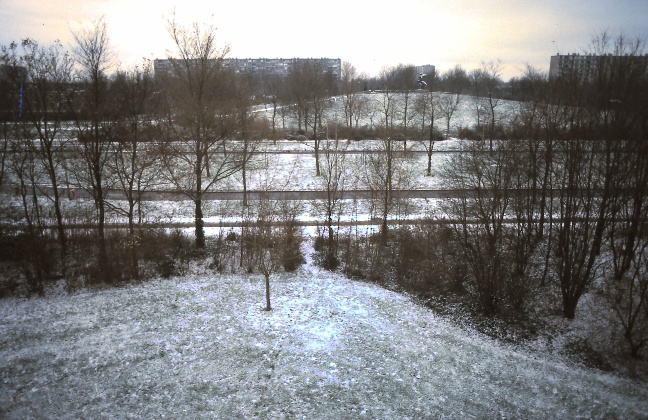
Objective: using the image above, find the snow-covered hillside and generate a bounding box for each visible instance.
[1,253,646,418]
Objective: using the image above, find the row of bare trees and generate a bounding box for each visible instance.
[0,18,258,286]
[429,34,648,358]
[307,34,648,360]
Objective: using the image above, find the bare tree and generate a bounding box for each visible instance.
[445,140,529,315]
[480,60,503,148]
[415,88,439,176]
[161,17,244,248]
[249,198,283,311]
[352,94,371,129]
[553,32,648,321]
[247,194,304,311]
[69,16,115,278]
[375,69,400,138]
[108,62,161,237]
[440,65,471,94]
[340,61,359,127]
[606,147,648,357]
[316,138,348,268]
[231,71,258,207]
[304,60,336,176]
[553,138,607,319]
[371,77,399,239]
[18,39,74,257]
[8,129,44,240]
[591,33,648,356]
[438,93,461,138]
[261,73,284,142]
[286,61,309,132]
[469,68,487,134]
[437,66,468,138]
[0,43,22,210]
[5,115,55,294]
[397,65,418,150]
[512,64,558,286]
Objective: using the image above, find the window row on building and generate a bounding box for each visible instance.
[154,57,342,79]
[549,53,648,82]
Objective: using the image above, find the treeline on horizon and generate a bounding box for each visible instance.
[1,18,648,363]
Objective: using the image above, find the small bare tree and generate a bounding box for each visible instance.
[415,89,439,176]
[249,198,283,311]
[438,93,461,139]
[247,195,304,311]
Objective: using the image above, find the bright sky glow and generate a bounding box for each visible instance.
[1,0,647,79]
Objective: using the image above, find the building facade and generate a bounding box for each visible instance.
[415,64,436,77]
[549,53,648,82]
[154,57,342,79]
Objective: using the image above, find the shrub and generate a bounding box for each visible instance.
[281,224,304,272]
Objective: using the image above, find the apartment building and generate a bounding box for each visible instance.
[154,57,342,79]
[549,53,648,82]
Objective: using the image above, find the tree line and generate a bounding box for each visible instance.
[329,33,648,360]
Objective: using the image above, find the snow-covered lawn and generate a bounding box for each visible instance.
[1,254,646,418]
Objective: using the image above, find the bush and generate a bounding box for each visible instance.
[0,232,60,296]
[281,224,304,272]
[457,126,482,140]
[313,235,340,271]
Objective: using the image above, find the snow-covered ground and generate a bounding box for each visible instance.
[1,247,647,418]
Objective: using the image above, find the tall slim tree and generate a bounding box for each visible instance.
[317,138,347,268]
[109,62,161,236]
[69,17,115,278]
[161,17,244,248]
[19,39,74,257]
[480,60,503,148]
[340,61,359,127]
[414,81,439,176]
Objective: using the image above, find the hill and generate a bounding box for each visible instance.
[1,252,647,418]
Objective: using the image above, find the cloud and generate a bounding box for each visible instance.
[2,0,646,80]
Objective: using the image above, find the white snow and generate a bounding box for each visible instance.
[1,251,647,418]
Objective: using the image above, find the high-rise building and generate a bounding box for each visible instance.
[549,53,648,82]
[154,57,342,79]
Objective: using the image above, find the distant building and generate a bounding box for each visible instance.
[549,53,648,82]
[416,64,436,77]
[154,57,342,79]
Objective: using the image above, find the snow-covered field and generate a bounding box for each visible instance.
[1,248,646,418]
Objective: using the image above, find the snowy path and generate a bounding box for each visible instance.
[1,265,647,418]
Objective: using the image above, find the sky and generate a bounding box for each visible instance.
[1,0,647,80]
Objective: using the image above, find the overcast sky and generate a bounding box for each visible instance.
[1,0,647,80]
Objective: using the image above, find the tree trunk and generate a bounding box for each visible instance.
[264,272,272,311]
[94,160,108,280]
[314,117,321,176]
[194,148,205,248]
[195,195,205,248]
[242,140,248,207]
[327,209,335,264]
[427,130,434,176]
[562,292,578,320]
